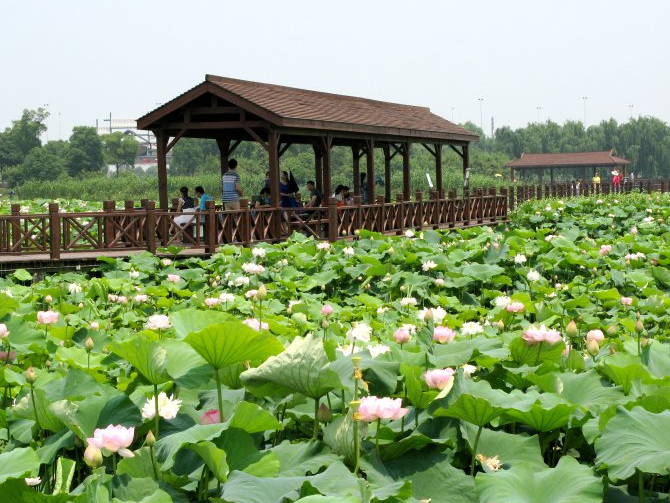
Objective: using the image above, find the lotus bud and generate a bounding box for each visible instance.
[565,320,578,338]
[0,324,9,339]
[354,229,360,236]
[321,285,326,291]
[291,313,308,327]
[45,295,53,303]
[85,337,94,351]
[45,359,52,368]
[341,230,347,236]
[322,320,330,329]
[577,315,583,322]
[607,325,617,336]
[641,337,650,348]
[635,319,644,333]
[25,366,37,384]
[145,431,156,447]
[492,320,504,330]
[84,445,103,468]
[257,284,268,300]
[609,345,617,355]
[423,309,434,322]
[216,275,221,281]
[587,339,600,356]
[317,403,333,423]
[400,285,406,292]
[212,281,218,288]
[90,321,99,330]
[78,302,84,309]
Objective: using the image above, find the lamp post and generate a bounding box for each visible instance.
[629,104,634,119]
[582,96,588,127]
[42,103,49,142]
[478,98,484,135]
[536,106,542,123]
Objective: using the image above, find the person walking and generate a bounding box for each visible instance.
[221,159,242,210]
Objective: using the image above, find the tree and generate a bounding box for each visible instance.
[0,108,48,176]
[170,138,209,176]
[101,132,140,176]
[67,126,104,176]
[5,147,65,185]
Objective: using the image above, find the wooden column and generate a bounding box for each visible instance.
[155,130,169,211]
[510,167,515,183]
[383,145,392,203]
[550,167,555,184]
[321,137,332,202]
[434,144,443,198]
[366,138,375,204]
[462,144,470,179]
[352,146,361,195]
[268,131,281,240]
[314,146,323,194]
[402,141,411,201]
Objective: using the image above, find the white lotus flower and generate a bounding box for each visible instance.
[141,392,182,420]
[514,254,527,264]
[347,322,372,343]
[422,260,437,272]
[68,283,82,294]
[343,246,355,257]
[461,322,483,336]
[252,247,266,258]
[527,270,541,282]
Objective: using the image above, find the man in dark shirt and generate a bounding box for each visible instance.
[305,181,322,207]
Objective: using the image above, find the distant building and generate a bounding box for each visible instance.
[95,118,170,171]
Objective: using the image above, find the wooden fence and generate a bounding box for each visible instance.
[0,188,507,259]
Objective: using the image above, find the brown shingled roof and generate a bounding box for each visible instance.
[137,75,477,143]
[505,150,630,168]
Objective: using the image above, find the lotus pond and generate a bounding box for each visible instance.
[3,192,670,502]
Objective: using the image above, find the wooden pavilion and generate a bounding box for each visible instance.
[137,75,478,212]
[505,150,631,183]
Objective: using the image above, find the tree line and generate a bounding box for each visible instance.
[1,108,668,198]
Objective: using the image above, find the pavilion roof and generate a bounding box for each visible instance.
[137,75,477,143]
[505,150,630,169]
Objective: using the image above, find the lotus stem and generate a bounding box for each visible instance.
[470,425,483,477]
[313,398,319,439]
[29,383,41,431]
[638,469,644,503]
[150,445,158,480]
[375,418,381,459]
[534,341,544,366]
[214,367,224,423]
[153,384,160,438]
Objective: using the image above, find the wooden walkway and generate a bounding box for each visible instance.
[1,179,667,275]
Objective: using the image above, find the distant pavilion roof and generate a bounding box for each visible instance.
[137,74,477,143]
[505,150,630,169]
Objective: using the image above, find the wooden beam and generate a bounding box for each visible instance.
[352,146,361,196]
[215,138,231,178]
[389,143,402,160]
[434,143,443,197]
[160,120,267,130]
[462,144,470,180]
[278,142,292,158]
[245,127,269,151]
[268,131,282,239]
[229,139,241,154]
[189,106,244,115]
[421,143,437,157]
[383,145,392,202]
[165,129,186,154]
[314,144,323,193]
[321,136,333,203]
[449,144,465,158]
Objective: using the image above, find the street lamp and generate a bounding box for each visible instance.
[43,103,49,142]
[478,98,484,135]
[536,106,542,123]
[628,104,634,119]
[582,96,588,126]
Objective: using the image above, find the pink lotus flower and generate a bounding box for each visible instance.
[87,424,135,458]
[146,314,170,330]
[167,274,181,283]
[116,295,127,304]
[586,329,605,344]
[200,409,222,424]
[393,327,411,344]
[134,294,148,303]
[0,350,16,362]
[599,245,612,256]
[242,318,269,331]
[357,396,409,422]
[433,326,456,344]
[37,310,59,325]
[506,301,525,313]
[620,296,633,306]
[205,297,220,307]
[522,324,561,345]
[320,304,333,316]
[90,322,100,330]
[424,368,455,390]
[0,324,9,339]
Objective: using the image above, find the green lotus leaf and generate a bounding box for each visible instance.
[154,423,228,471]
[185,321,283,370]
[501,391,576,432]
[240,334,342,399]
[509,337,565,366]
[595,406,670,482]
[170,308,235,339]
[53,457,76,494]
[109,475,172,503]
[109,335,170,385]
[228,401,282,434]
[434,377,509,427]
[0,479,73,503]
[461,422,545,470]
[475,456,603,503]
[0,447,40,483]
[184,441,229,482]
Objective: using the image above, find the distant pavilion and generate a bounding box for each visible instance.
[505,150,631,183]
[137,75,478,211]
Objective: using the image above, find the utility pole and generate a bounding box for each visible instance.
[478,98,484,136]
[582,96,588,127]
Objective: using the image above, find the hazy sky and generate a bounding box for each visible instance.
[2,0,669,140]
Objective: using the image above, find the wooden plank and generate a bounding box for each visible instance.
[160,120,267,130]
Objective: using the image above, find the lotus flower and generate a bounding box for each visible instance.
[200,409,222,424]
[357,396,408,422]
[424,368,455,390]
[37,310,59,325]
[141,392,182,420]
[87,424,135,458]
[146,314,170,330]
[393,327,411,343]
[433,326,456,343]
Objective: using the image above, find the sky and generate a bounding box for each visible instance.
[2,0,669,140]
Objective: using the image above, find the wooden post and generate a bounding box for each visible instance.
[322,136,333,206]
[327,197,338,243]
[448,189,456,228]
[500,188,508,221]
[145,201,157,254]
[103,200,115,248]
[268,131,282,240]
[383,145,392,203]
[462,143,470,181]
[313,145,323,194]
[476,189,484,224]
[353,195,362,232]
[463,189,470,227]
[205,200,217,254]
[397,193,405,235]
[375,195,385,233]
[415,191,424,230]
[240,198,251,245]
[434,144,443,198]
[508,185,515,210]
[402,142,411,201]
[488,188,497,222]
[124,200,135,246]
[216,138,231,179]
[352,146,361,196]
[366,138,375,204]
[49,203,60,260]
[10,204,21,250]
[155,130,169,211]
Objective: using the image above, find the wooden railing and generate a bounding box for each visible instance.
[0,190,509,259]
